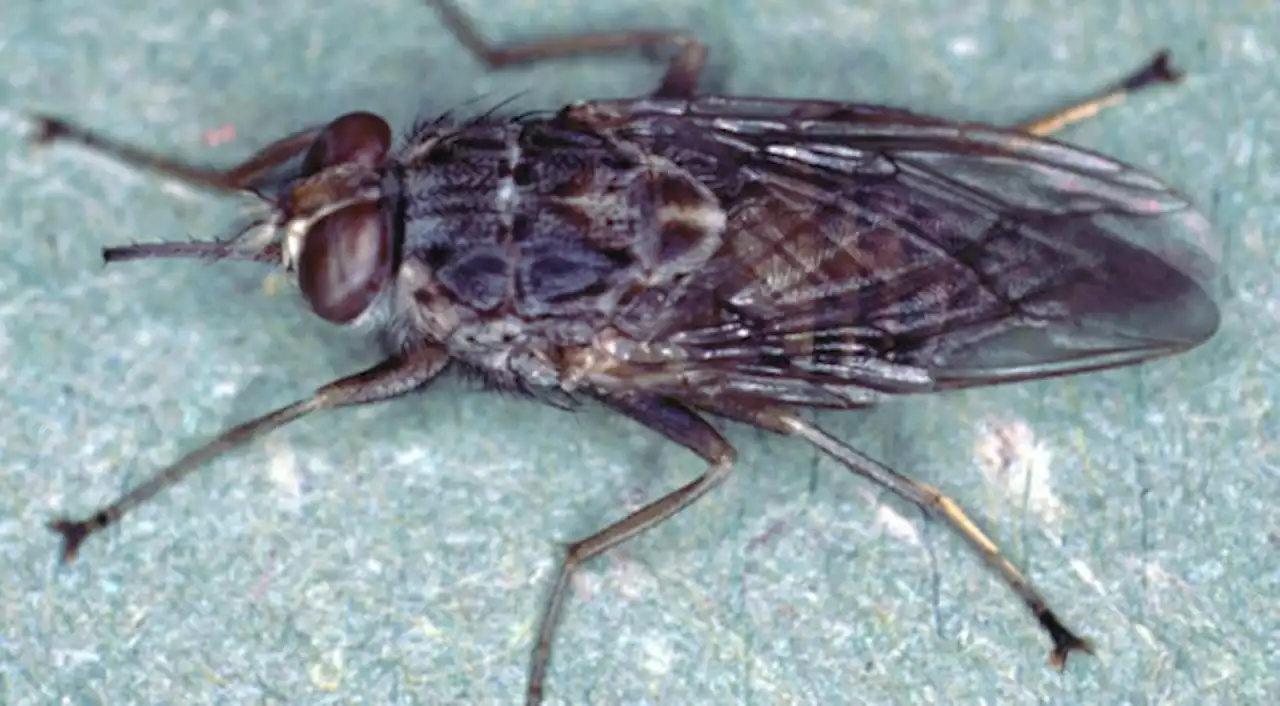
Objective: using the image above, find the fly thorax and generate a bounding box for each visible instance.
[394,115,730,382]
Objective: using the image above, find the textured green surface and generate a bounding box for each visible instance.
[2,1,1276,704]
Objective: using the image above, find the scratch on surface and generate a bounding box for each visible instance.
[1069,558,1107,596]
[415,615,444,639]
[249,550,277,602]
[947,35,980,57]
[639,635,673,676]
[569,564,601,603]
[973,418,1064,532]
[747,516,791,551]
[1130,622,1160,653]
[158,179,208,203]
[607,551,658,602]
[873,504,922,546]
[1123,555,1198,616]
[307,647,345,691]
[265,437,303,512]
[201,122,237,147]
[210,379,241,400]
[508,615,534,650]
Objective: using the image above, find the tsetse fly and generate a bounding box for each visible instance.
[35,2,1221,703]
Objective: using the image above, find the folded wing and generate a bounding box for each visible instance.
[594,96,1220,406]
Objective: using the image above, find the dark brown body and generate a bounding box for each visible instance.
[374,97,1217,412]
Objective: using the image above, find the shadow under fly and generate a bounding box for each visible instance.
[32,1,1220,703]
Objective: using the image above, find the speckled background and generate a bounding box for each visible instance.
[2,1,1276,704]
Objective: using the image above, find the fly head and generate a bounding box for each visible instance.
[277,112,399,326]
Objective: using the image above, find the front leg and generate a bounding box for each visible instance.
[49,345,452,564]
[29,116,322,193]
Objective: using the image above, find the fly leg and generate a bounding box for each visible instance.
[426,0,707,99]
[49,345,451,564]
[1015,50,1183,136]
[28,115,322,193]
[527,393,736,705]
[713,400,1093,670]
[27,114,331,262]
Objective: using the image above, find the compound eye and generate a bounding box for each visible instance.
[301,111,391,175]
[297,201,393,324]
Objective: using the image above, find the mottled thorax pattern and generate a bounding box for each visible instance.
[383,112,726,388]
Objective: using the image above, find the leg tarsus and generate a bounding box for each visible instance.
[1016,49,1183,136]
